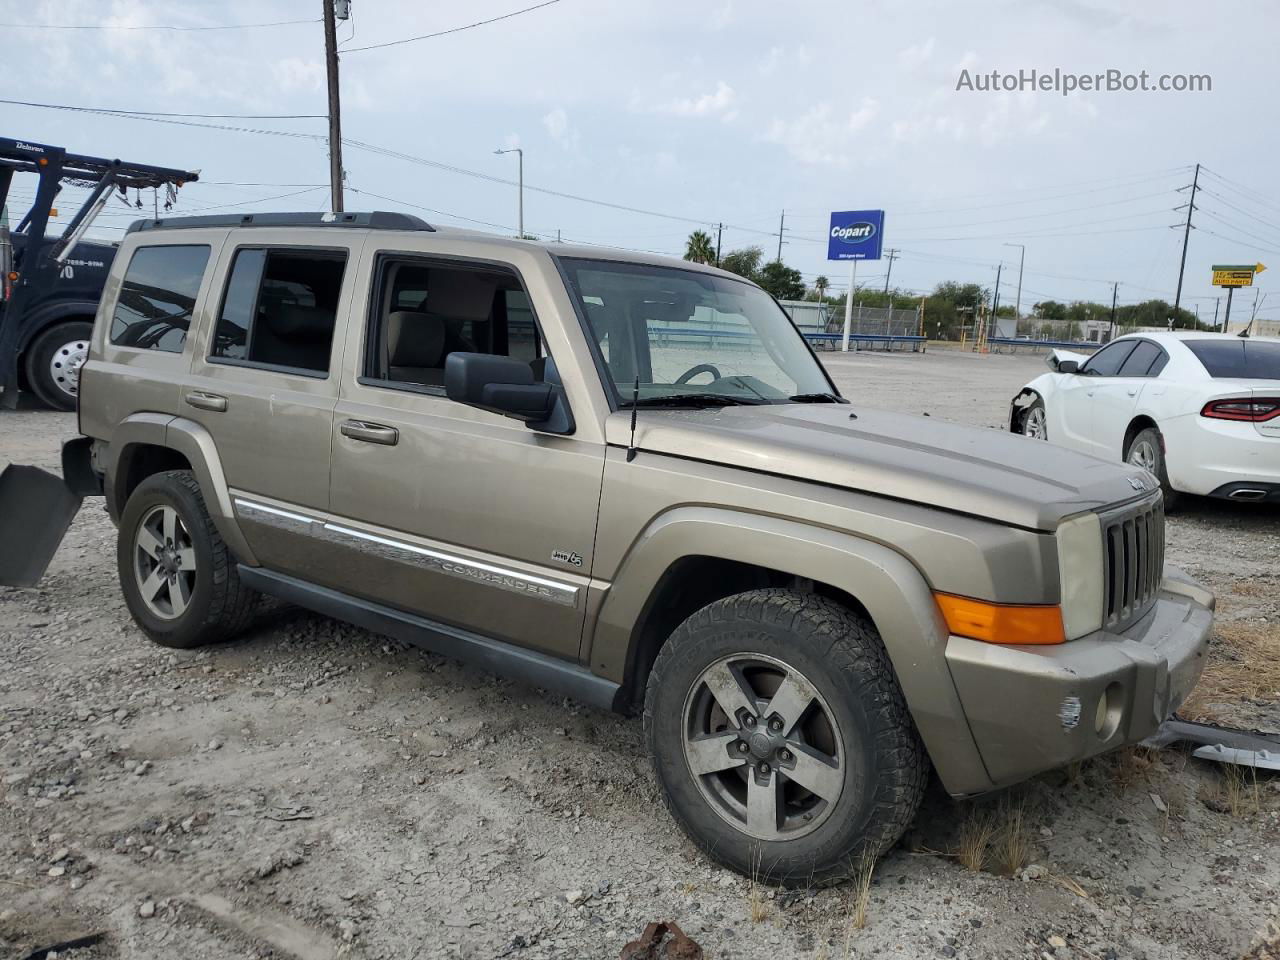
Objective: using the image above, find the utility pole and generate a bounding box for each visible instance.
[776,210,785,262]
[715,222,722,267]
[322,0,346,213]
[1223,286,1235,333]
[882,248,899,294]
[1109,282,1119,341]
[1004,243,1025,333]
[493,148,524,237]
[1213,296,1220,330]
[991,262,1003,329]
[1173,162,1200,314]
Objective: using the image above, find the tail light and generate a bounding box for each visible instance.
[1200,398,1280,422]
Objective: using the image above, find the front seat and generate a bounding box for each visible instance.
[386,311,446,385]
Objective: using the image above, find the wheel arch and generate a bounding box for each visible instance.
[588,506,995,795]
[1009,387,1042,432]
[1123,414,1160,459]
[104,414,258,565]
[16,303,99,355]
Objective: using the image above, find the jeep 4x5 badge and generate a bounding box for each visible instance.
[552,549,584,567]
[1128,476,1147,491]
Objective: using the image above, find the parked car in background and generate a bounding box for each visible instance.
[1011,332,1280,507]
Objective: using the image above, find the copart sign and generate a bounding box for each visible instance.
[827,210,885,262]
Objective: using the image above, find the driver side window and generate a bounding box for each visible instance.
[1081,340,1138,377]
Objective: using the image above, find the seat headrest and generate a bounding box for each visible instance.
[387,311,445,368]
[425,270,497,322]
[265,304,334,343]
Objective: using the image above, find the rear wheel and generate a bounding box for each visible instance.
[24,320,93,411]
[1125,426,1181,510]
[117,471,257,648]
[644,589,928,886]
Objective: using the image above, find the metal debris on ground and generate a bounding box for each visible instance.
[1142,717,1280,769]
[619,921,704,960]
[20,932,105,960]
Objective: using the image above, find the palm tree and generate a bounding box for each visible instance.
[684,230,716,265]
[814,275,830,301]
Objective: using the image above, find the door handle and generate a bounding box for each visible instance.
[340,419,399,446]
[1126,389,1138,397]
[184,391,227,412]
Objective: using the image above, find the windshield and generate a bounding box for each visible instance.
[559,257,836,405]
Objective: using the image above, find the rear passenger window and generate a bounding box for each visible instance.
[210,247,347,374]
[363,258,546,390]
[1117,340,1164,377]
[109,244,210,352]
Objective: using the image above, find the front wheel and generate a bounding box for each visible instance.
[24,320,93,411]
[644,589,928,886]
[1125,426,1181,510]
[1021,397,1048,439]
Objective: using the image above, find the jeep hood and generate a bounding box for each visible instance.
[605,404,1150,531]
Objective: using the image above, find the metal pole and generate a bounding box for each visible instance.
[517,149,524,238]
[776,210,785,261]
[322,0,344,213]
[1173,162,1199,313]
[715,222,722,267]
[842,259,856,351]
[1109,282,1118,340]
[991,262,1002,334]
[1223,286,1234,332]
[1213,296,1220,330]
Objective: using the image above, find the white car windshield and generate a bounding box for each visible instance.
[560,257,838,406]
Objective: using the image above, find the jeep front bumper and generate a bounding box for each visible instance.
[943,566,1214,791]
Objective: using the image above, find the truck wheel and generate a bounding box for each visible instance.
[25,321,93,411]
[644,589,928,887]
[1021,397,1048,439]
[117,470,257,649]
[1125,426,1180,511]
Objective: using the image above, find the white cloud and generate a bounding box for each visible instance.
[764,99,880,165]
[899,37,936,68]
[272,58,324,93]
[542,107,580,149]
[652,81,736,117]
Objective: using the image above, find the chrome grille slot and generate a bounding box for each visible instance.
[1101,495,1164,631]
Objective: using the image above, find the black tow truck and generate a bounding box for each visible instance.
[0,136,198,409]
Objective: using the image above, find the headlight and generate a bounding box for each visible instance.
[1056,512,1104,640]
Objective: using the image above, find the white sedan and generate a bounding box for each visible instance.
[1010,332,1280,507]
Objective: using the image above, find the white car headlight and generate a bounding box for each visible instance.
[1056,513,1105,640]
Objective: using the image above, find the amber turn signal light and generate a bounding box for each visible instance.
[935,593,1066,645]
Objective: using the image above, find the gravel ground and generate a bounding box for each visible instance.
[2,349,1278,960]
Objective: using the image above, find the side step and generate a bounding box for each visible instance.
[237,565,623,713]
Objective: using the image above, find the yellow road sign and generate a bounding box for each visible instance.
[1211,262,1266,287]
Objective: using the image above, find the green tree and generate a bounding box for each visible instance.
[719,246,764,280]
[1034,300,1068,321]
[757,260,806,300]
[683,229,716,265]
[813,275,830,301]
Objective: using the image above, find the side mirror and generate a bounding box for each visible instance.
[445,352,573,434]
[1057,359,1080,374]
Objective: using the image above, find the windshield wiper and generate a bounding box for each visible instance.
[788,392,846,404]
[623,393,768,408]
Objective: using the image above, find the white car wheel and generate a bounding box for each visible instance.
[1022,401,1048,440]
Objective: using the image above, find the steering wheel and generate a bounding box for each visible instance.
[674,363,722,385]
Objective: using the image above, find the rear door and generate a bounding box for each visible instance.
[324,249,605,659]
[181,232,364,571]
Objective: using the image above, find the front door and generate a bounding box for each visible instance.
[325,252,605,659]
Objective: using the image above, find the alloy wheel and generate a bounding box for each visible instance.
[682,653,844,841]
[1023,406,1047,439]
[1127,438,1158,475]
[133,505,197,620]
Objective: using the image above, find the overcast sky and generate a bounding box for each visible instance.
[4,0,1278,319]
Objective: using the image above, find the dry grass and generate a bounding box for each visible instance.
[747,847,772,925]
[1181,621,1280,724]
[1109,746,1156,792]
[993,797,1032,875]
[955,811,996,872]
[1223,763,1263,818]
[841,854,877,955]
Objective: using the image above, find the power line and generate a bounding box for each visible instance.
[342,0,563,53]
[0,17,319,31]
[0,97,324,120]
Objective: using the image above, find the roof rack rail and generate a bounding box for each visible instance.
[125,210,435,234]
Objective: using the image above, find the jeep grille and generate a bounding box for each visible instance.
[1101,495,1165,632]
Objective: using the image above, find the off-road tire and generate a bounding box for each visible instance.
[25,320,93,411]
[117,470,257,648]
[1125,426,1181,511]
[644,588,929,887]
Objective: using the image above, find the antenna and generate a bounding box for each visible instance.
[626,374,640,462]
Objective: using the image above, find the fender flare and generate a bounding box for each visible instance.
[104,413,258,566]
[589,506,995,795]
